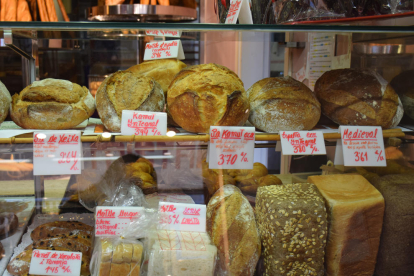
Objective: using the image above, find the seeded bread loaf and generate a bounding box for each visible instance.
[207,185,261,276]
[0,212,19,239]
[31,221,93,241]
[389,70,414,121]
[247,77,321,132]
[96,71,164,132]
[11,78,95,129]
[314,69,403,128]
[0,81,11,125]
[308,174,384,276]
[167,63,249,133]
[256,183,328,276]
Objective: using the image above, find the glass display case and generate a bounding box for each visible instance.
[0,21,412,276]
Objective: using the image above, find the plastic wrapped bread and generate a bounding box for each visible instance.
[147,230,217,276]
[256,183,328,276]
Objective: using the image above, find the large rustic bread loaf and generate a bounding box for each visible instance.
[11,78,95,129]
[207,185,261,276]
[371,174,414,276]
[248,77,321,132]
[96,71,164,132]
[0,81,11,125]
[314,69,403,128]
[256,183,327,276]
[127,58,186,96]
[389,70,414,121]
[308,174,384,276]
[167,63,249,133]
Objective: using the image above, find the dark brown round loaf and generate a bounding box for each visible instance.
[389,70,414,121]
[314,69,403,128]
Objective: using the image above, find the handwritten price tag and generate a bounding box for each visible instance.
[95,206,144,236]
[121,111,167,136]
[208,126,255,170]
[29,249,82,276]
[158,202,206,232]
[144,39,185,61]
[280,131,326,155]
[145,30,182,38]
[33,131,81,176]
[339,126,386,167]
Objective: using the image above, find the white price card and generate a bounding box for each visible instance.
[95,206,145,236]
[145,30,182,38]
[33,131,82,176]
[339,126,386,167]
[208,126,255,170]
[29,249,82,276]
[144,39,185,61]
[280,131,326,155]
[225,0,252,24]
[121,110,167,136]
[158,202,206,232]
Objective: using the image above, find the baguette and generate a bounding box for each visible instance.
[45,0,57,21]
[1,0,5,21]
[37,0,49,21]
[17,0,32,21]
[57,0,69,21]
[4,0,17,21]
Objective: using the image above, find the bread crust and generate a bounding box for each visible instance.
[0,81,11,125]
[11,78,95,129]
[167,63,249,133]
[315,69,403,128]
[248,77,321,132]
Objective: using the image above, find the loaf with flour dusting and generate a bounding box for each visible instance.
[0,81,11,125]
[247,77,321,132]
[315,69,403,128]
[11,78,95,129]
[96,70,164,132]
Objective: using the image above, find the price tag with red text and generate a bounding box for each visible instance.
[225,0,253,24]
[208,126,255,170]
[95,206,144,236]
[144,39,185,61]
[280,131,326,155]
[29,249,82,276]
[121,111,167,136]
[158,202,206,232]
[33,131,82,176]
[340,126,386,167]
[145,30,182,38]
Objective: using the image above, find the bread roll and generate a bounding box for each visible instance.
[256,183,327,276]
[248,77,321,132]
[11,78,95,129]
[207,185,261,276]
[314,69,403,128]
[96,71,164,132]
[0,81,11,125]
[308,174,384,276]
[167,63,249,133]
[389,70,414,121]
[127,58,186,96]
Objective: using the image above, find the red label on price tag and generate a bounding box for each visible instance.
[225,0,243,24]
[280,131,326,155]
[33,131,81,176]
[144,39,185,61]
[145,30,182,37]
[158,202,206,232]
[120,111,167,136]
[29,249,82,276]
[340,126,386,167]
[208,126,255,170]
[95,206,144,236]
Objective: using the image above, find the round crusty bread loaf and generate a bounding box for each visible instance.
[96,71,164,132]
[11,79,95,129]
[389,70,414,121]
[247,77,321,132]
[167,63,249,133]
[0,81,11,125]
[315,69,403,128]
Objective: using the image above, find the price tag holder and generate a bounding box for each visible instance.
[144,39,185,61]
[339,126,386,167]
[145,30,182,38]
[33,131,82,176]
[158,202,206,232]
[29,249,82,276]
[95,206,145,236]
[280,131,326,155]
[225,0,253,24]
[121,111,167,136]
[208,126,255,170]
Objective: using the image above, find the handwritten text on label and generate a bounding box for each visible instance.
[144,39,185,61]
[95,206,144,236]
[280,131,326,155]
[121,111,167,136]
[158,202,206,232]
[145,30,182,37]
[29,249,82,276]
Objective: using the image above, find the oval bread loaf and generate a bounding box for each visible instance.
[167,63,249,133]
[207,185,261,276]
[0,81,11,125]
[314,69,403,128]
[248,77,321,132]
[11,78,95,129]
[389,70,414,121]
[96,71,164,132]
